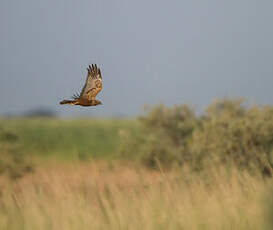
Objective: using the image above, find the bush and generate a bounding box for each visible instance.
[119,104,197,168]
[120,98,273,175]
[192,99,273,174]
[0,127,33,180]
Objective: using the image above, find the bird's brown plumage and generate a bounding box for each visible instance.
[60,64,103,106]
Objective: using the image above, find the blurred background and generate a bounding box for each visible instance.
[1,0,273,117]
[1,1,273,229]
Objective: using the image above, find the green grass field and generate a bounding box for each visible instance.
[0,118,137,161]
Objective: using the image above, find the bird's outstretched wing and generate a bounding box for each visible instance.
[80,64,102,100]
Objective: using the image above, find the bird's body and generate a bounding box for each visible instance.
[60,64,103,107]
[60,98,102,106]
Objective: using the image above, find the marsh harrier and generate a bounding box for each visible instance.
[60,64,102,106]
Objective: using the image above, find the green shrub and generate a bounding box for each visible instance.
[120,104,197,168]
[0,127,33,180]
[192,99,273,174]
[120,98,273,175]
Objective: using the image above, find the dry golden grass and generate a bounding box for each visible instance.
[0,161,272,230]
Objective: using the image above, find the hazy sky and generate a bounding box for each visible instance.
[1,0,273,117]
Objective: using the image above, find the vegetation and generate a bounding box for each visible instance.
[0,127,33,180]
[0,118,136,162]
[0,98,273,229]
[0,162,272,230]
[120,98,273,175]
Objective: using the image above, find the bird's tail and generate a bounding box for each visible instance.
[59,99,78,105]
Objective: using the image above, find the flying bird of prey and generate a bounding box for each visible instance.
[60,64,102,106]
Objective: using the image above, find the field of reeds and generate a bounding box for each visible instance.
[0,98,273,229]
[0,162,273,230]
